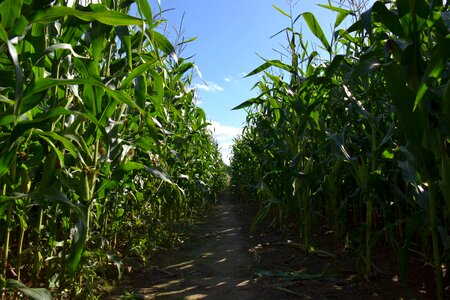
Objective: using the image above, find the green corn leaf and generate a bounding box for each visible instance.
[39,131,78,159]
[177,36,197,46]
[397,0,429,38]
[135,136,158,152]
[414,35,450,110]
[9,15,28,38]
[0,0,23,30]
[347,19,363,33]
[135,75,147,109]
[32,5,143,26]
[31,188,82,212]
[98,96,119,128]
[6,279,51,300]
[7,40,23,118]
[317,3,353,28]
[232,99,256,110]
[245,60,294,77]
[272,4,291,18]
[0,193,27,204]
[96,179,119,199]
[0,142,18,177]
[121,162,173,184]
[397,0,412,37]
[250,204,270,234]
[174,62,194,76]
[335,11,349,28]
[23,78,145,115]
[119,61,155,89]
[383,62,425,146]
[361,6,373,36]
[9,107,79,143]
[67,217,87,275]
[121,162,146,172]
[105,88,145,115]
[37,134,66,168]
[147,68,165,104]
[116,26,132,68]
[27,188,87,275]
[145,117,162,147]
[146,166,173,184]
[136,0,153,29]
[302,12,331,52]
[372,1,405,37]
[153,31,176,56]
[9,108,78,143]
[0,23,8,41]
[317,3,352,14]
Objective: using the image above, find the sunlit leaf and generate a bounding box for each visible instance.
[32,5,143,26]
[272,4,291,18]
[302,12,331,52]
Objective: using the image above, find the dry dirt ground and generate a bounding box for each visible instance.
[107,192,448,300]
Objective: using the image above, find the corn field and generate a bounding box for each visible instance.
[230,0,449,299]
[0,0,227,298]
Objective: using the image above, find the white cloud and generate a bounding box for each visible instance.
[208,121,242,165]
[193,82,224,92]
[224,76,232,82]
[67,0,100,6]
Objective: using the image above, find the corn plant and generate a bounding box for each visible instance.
[231,1,449,298]
[0,0,227,298]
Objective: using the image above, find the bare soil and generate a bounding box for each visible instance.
[107,192,448,300]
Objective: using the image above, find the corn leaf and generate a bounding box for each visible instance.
[6,279,51,300]
[245,60,294,77]
[153,31,176,56]
[23,78,145,115]
[302,12,331,52]
[119,61,155,89]
[0,0,22,30]
[67,217,87,275]
[32,5,143,26]
[372,1,405,37]
[414,35,450,110]
[272,4,291,18]
[136,0,153,29]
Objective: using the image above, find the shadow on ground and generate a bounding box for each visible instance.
[108,192,264,299]
[107,191,446,300]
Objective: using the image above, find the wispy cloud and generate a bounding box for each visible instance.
[193,82,224,92]
[224,76,232,82]
[208,121,242,165]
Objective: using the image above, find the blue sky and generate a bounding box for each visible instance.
[156,1,369,163]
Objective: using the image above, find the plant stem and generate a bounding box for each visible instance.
[17,224,26,281]
[2,190,12,279]
[429,183,443,300]
[32,208,43,287]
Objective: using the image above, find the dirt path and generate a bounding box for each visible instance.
[109,192,442,300]
[111,192,265,299]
